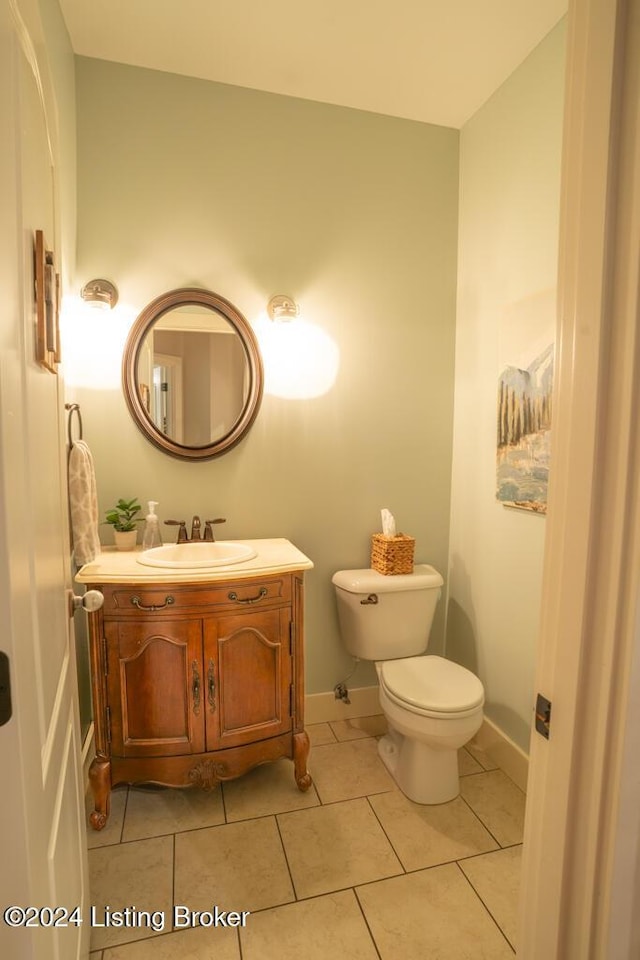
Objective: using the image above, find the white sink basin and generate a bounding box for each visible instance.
[136,541,257,569]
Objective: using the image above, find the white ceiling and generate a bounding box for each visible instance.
[58,0,567,129]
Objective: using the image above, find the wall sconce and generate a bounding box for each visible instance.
[61,278,132,388]
[256,294,339,399]
[80,278,119,310]
[267,295,299,322]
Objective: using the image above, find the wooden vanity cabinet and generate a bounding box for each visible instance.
[86,572,311,829]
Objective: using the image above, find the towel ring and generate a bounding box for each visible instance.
[65,403,83,445]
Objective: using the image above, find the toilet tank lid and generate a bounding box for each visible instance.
[332,565,443,594]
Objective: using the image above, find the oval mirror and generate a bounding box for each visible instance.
[122,288,263,460]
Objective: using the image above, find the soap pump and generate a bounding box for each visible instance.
[142,501,163,550]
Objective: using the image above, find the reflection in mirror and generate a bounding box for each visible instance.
[137,306,248,446]
[123,289,263,460]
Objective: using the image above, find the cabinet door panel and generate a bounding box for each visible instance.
[206,609,292,749]
[106,620,204,757]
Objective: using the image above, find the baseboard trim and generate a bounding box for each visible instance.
[304,691,530,792]
[473,716,529,792]
[305,686,381,724]
[80,697,528,791]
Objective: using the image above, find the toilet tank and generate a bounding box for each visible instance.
[332,565,444,661]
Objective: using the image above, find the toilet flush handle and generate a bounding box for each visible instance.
[360,594,379,605]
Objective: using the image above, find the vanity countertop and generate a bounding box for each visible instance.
[75,538,314,584]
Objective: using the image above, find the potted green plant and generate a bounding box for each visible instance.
[103,498,142,551]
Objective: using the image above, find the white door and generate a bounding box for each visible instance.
[0,2,88,958]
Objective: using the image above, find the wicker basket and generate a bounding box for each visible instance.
[370,533,415,575]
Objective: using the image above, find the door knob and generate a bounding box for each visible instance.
[69,589,104,616]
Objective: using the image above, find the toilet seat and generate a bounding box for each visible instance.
[379,655,484,719]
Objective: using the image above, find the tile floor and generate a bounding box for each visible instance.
[86,716,526,959]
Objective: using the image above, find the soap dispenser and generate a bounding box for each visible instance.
[142,501,163,550]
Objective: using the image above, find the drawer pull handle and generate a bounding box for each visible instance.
[192,660,201,715]
[228,587,268,605]
[130,595,175,611]
[207,658,216,712]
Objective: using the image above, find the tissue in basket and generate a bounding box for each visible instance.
[371,533,415,575]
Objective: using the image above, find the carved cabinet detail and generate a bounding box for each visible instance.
[86,572,311,829]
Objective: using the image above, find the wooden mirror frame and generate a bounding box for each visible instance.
[122,288,263,460]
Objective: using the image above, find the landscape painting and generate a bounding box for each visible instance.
[496,292,556,514]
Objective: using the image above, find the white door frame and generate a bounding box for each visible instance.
[520,0,640,955]
[152,351,184,442]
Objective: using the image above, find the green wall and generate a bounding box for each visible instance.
[448,21,566,751]
[70,58,460,695]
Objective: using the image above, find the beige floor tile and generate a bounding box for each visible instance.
[90,953,103,959]
[89,837,174,950]
[329,714,387,741]
[174,817,294,914]
[122,786,225,841]
[103,925,240,959]
[86,787,127,849]
[369,790,499,871]
[308,738,395,803]
[277,798,402,899]
[357,863,514,959]
[240,890,378,960]
[307,722,337,746]
[460,771,526,847]
[459,747,484,777]
[466,740,499,771]
[222,758,320,822]
[459,845,522,950]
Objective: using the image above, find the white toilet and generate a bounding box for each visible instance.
[332,565,484,804]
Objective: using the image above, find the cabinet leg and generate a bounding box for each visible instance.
[88,757,111,831]
[293,730,312,791]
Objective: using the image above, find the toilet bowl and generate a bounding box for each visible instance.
[332,566,485,805]
[376,656,484,804]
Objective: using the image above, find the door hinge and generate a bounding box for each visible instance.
[101,637,109,675]
[289,621,295,656]
[105,705,112,744]
[535,693,552,739]
[0,652,12,727]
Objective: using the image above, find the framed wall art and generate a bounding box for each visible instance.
[34,229,60,373]
[496,291,556,514]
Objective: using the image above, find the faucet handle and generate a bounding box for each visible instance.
[164,519,188,543]
[204,518,226,542]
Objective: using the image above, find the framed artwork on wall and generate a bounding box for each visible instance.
[496,290,556,514]
[34,229,60,374]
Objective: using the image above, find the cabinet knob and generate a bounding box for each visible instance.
[69,589,104,616]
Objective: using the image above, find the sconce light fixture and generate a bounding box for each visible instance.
[257,293,339,399]
[267,295,299,322]
[80,278,119,310]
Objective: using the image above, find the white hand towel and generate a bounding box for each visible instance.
[68,439,101,566]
